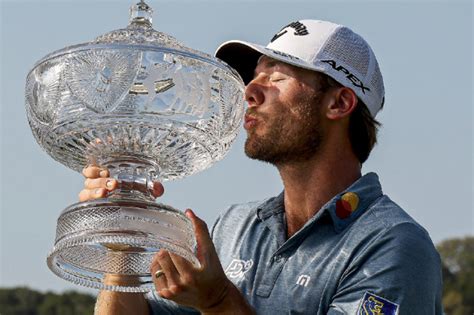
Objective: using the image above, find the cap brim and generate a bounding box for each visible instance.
[215,40,268,85]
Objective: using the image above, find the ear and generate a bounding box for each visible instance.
[326,87,358,120]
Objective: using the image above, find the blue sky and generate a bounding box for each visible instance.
[1,0,472,294]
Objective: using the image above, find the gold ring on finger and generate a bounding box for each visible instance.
[154,269,165,279]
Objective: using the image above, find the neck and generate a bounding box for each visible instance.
[276,146,361,238]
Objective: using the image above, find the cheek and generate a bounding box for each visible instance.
[260,84,318,127]
[285,97,314,121]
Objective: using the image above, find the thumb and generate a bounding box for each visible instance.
[185,209,214,265]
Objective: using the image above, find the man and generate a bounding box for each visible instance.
[84,20,443,314]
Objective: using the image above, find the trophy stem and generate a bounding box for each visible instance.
[98,157,159,202]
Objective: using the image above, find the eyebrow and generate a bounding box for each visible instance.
[254,57,280,77]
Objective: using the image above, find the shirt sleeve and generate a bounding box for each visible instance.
[146,290,200,315]
[326,222,444,315]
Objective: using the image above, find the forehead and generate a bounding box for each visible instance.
[255,55,293,72]
[254,55,321,83]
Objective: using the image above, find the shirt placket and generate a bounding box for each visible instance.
[255,208,289,298]
[254,201,331,299]
[255,252,288,297]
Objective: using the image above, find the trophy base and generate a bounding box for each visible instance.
[47,198,198,292]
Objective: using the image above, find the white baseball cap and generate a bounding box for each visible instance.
[215,20,385,117]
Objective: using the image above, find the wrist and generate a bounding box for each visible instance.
[102,274,141,287]
[201,281,255,315]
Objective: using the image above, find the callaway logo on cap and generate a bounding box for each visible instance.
[215,19,385,117]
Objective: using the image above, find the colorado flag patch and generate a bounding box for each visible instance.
[358,291,399,315]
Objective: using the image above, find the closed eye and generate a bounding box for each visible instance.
[270,76,286,82]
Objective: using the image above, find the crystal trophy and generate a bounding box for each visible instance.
[25,1,244,292]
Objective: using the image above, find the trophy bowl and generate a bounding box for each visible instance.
[25,1,245,292]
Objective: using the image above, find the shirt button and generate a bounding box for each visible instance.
[274,255,282,262]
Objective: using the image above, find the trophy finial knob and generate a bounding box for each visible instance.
[129,0,153,26]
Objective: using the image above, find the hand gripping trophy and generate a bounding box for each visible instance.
[25,1,244,292]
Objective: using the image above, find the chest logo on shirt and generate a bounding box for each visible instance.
[296,274,311,287]
[358,292,399,315]
[225,259,253,279]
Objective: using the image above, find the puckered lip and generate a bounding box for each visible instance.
[244,114,258,130]
[244,114,257,124]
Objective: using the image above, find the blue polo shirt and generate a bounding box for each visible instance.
[147,173,443,314]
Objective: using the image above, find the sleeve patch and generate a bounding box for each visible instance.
[358,291,399,315]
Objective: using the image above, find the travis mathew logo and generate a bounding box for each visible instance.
[296,274,311,287]
[321,59,370,94]
[271,21,309,43]
[225,259,253,279]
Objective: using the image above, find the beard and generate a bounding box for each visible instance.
[244,92,324,166]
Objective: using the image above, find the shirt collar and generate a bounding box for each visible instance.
[256,172,383,234]
[256,192,285,221]
[324,172,383,233]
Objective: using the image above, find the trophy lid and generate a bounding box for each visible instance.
[34,0,217,66]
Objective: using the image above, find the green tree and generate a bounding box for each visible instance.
[38,291,95,315]
[0,287,43,315]
[0,287,95,315]
[437,236,474,315]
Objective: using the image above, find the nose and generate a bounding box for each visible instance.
[245,80,265,108]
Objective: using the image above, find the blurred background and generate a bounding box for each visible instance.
[1,0,472,313]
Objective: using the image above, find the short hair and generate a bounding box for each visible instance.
[348,100,381,163]
[319,74,381,163]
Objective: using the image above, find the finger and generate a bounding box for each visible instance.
[150,259,168,290]
[85,178,117,191]
[155,250,180,286]
[168,252,196,283]
[82,165,109,178]
[151,182,164,198]
[78,188,107,202]
[185,209,214,264]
